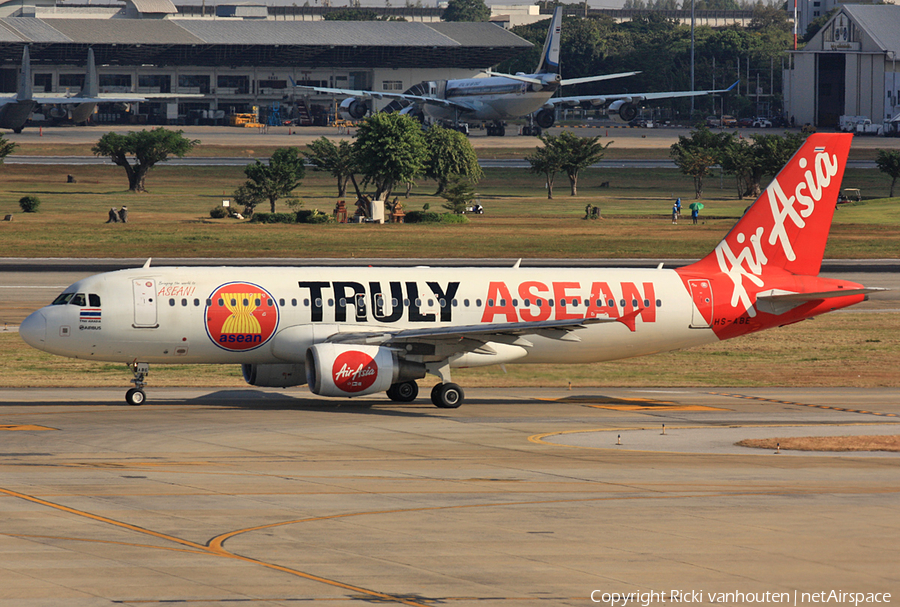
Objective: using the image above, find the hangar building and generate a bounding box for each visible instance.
[0,15,532,124]
[783,4,900,128]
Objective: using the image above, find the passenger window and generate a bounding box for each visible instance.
[89,294,101,307]
[292,299,297,306]
[181,298,188,307]
[71,293,86,307]
[169,298,176,306]
[194,299,201,307]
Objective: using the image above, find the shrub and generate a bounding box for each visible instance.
[404,211,442,223]
[404,211,468,224]
[440,213,468,224]
[250,212,296,224]
[296,210,332,224]
[19,196,40,213]
[209,206,228,219]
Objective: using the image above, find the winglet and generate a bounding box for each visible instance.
[725,80,740,93]
[142,258,152,269]
[512,258,522,269]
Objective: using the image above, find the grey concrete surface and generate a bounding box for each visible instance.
[0,386,897,606]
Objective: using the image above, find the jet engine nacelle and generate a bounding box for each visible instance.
[305,343,425,398]
[339,97,369,120]
[534,108,555,129]
[399,104,425,123]
[242,363,307,388]
[608,99,638,123]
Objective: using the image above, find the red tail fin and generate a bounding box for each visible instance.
[686,133,853,278]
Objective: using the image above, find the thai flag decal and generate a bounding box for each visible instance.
[80,308,101,324]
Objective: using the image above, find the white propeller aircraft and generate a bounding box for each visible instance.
[20,133,883,407]
[294,7,737,136]
[0,47,144,133]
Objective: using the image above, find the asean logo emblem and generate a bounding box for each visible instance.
[332,350,379,393]
[205,282,279,351]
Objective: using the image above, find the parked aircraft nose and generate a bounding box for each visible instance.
[19,309,46,349]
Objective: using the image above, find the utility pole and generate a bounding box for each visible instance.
[690,0,695,117]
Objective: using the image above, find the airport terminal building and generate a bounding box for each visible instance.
[0,6,532,125]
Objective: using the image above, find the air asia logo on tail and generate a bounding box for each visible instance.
[332,350,379,393]
[680,134,851,323]
[205,282,279,351]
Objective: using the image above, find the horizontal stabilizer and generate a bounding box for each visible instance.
[756,288,887,315]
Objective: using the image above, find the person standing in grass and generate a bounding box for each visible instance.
[671,202,678,224]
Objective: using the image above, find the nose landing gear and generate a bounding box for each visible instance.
[126,362,149,406]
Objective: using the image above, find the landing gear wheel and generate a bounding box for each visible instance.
[125,388,145,406]
[387,381,418,403]
[430,383,464,409]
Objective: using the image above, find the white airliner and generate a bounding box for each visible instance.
[294,7,737,136]
[20,133,882,407]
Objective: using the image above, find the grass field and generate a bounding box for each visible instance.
[2,312,897,389]
[1,162,897,259]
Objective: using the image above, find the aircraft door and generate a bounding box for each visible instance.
[133,278,158,328]
[688,279,713,329]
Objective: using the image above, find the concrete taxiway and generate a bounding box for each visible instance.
[0,386,897,606]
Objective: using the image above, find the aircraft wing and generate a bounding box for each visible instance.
[323,317,620,360]
[293,84,473,112]
[550,80,740,108]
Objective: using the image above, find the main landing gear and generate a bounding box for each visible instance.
[126,362,149,406]
[431,383,464,409]
[485,121,506,137]
[386,380,418,403]
[385,380,465,408]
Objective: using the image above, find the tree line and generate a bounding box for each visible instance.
[498,7,793,118]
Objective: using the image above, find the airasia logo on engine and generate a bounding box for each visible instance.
[332,350,379,393]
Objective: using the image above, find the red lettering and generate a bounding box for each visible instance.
[518,281,551,321]
[584,282,619,319]
[620,282,657,323]
[552,282,582,320]
[481,282,518,323]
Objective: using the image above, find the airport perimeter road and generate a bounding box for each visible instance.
[0,387,897,606]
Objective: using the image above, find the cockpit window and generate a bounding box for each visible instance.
[89,294,101,307]
[70,293,86,307]
[52,292,75,305]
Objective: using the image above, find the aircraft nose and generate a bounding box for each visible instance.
[19,309,47,348]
